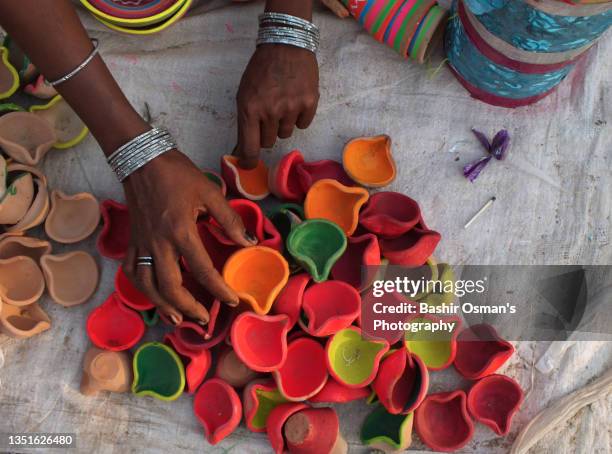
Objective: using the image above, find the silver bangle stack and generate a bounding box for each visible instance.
[107,127,177,182]
[257,12,320,54]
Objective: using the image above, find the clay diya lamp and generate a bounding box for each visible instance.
[220,155,269,200]
[359,191,421,237]
[243,379,289,432]
[269,273,307,330]
[273,337,328,401]
[0,46,19,100]
[80,346,132,396]
[132,341,185,401]
[202,168,227,196]
[304,179,369,236]
[0,235,51,262]
[299,281,360,337]
[175,300,235,350]
[86,293,145,351]
[44,190,100,243]
[115,265,155,311]
[414,390,474,452]
[372,347,429,415]
[380,224,442,267]
[215,346,259,388]
[23,74,57,99]
[467,374,523,435]
[223,246,289,315]
[164,332,211,394]
[286,219,347,282]
[404,314,461,371]
[30,95,89,149]
[97,199,130,260]
[0,301,51,339]
[194,378,242,445]
[360,405,414,453]
[326,326,389,388]
[284,407,347,454]
[330,233,380,290]
[0,168,34,227]
[0,256,45,306]
[342,135,396,188]
[268,203,304,268]
[268,149,306,202]
[309,376,371,403]
[454,323,515,380]
[419,262,456,306]
[0,112,56,165]
[140,307,159,327]
[231,312,290,372]
[267,402,309,454]
[40,251,99,307]
[296,159,355,192]
[195,220,239,271]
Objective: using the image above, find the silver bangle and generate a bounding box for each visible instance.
[48,39,99,87]
[257,12,319,54]
[258,27,320,45]
[259,12,318,34]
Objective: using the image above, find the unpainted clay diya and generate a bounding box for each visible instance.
[215,346,259,388]
[223,246,289,315]
[304,179,369,236]
[287,219,347,282]
[202,168,227,196]
[80,346,132,395]
[359,191,421,237]
[23,74,57,100]
[299,280,360,337]
[0,301,50,339]
[132,341,185,401]
[30,95,89,149]
[454,323,514,380]
[273,337,328,401]
[231,312,290,372]
[330,233,381,290]
[0,112,56,165]
[360,405,414,453]
[41,251,98,307]
[404,314,461,371]
[115,265,155,311]
[372,347,429,415]
[380,224,441,266]
[243,379,288,433]
[309,375,371,403]
[284,407,347,454]
[221,155,270,200]
[164,331,211,394]
[271,273,309,329]
[86,293,145,351]
[194,378,242,445]
[97,199,130,260]
[326,326,389,388]
[467,374,523,436]
[268,149,306,202]
[296,159,355,192]
[44,190,100,243]
[0,170,34,226]
[0,255,45,306]
[0,46,19,100]
[0,235,51,262]
[414,390,474,452]
[342,135,396,188]
[266,402,309,454]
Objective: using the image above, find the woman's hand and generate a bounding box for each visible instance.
[236,44,319,169]
[122,149,256,325]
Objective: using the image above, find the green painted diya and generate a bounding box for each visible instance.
[287,219,347,282]
[420,263,456,306]
[139,308,159,327]
[361,405,414,452]
[132,342,185,401]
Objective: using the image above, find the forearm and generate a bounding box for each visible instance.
[265,0,313,20]
[0,0,148,156]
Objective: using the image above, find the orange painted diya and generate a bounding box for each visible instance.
[342,135,396,187]
[221,155,270,200]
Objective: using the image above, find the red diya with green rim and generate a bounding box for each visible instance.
[360,404,414,452]
[243,379,289,433]
[454,323,514,380]
[131,342,185,401]
[404,314,461,371]
[164,332,211,394]
[97,199,130,260]
[194,378,242,445]
[309,375,371,404]
[86,293,145,351]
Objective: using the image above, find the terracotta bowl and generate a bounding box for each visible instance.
[115,265,155,311]
[404,315,461,371]
[0,112,56,165]
[80,346,132,395]
[266,402,309,454]
[380,225,441,267]
[0,255,45,306]
[359,191,421,237]
[30,95,89,149]
[268,149,306,202]
[215,346,259,389]
[40,251,99,307]
[243,379,288,433]
[330,233,381,290]
[454,323,514,380]
[342,135,396,187]
[194,378,242,445]
[284,407,345,454]
[0,235,51,262]
[132,341,185,401]
[271,272,310,329]
[221,155,270,200]
[164,332,211,394]
[0,301,51,339]
[97,199,130,260]
[44,190,100,243]
[309,375,371,404]
[360,404,414,452]
[0,167,34,226]
[86,293,145,351]
[296,159,355,193]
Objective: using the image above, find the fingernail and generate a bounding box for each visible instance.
[170,314,181,326]
[226,299,240,307]
[197,319,208,326]
[245,231,258,244]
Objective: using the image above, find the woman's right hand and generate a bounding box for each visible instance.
[121,149,256,326]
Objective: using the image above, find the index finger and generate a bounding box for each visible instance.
[236,111,261,169]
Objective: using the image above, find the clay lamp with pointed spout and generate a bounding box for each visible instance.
[97,199,130,260]
[268,149,306,202]
[0,112,56,165]
[164,331,211,394]
[202,168,227,196]
[467,374,523,436]
[326,326,389,388]
[175,299,235,350]
[414,390,474,452]
[30,95,88,149]
[360,290,414,345]
[41,251,99,307]
[299,281,360,337]
[243,379,289,433]
[223,246,289,315]
[360,404,414,453]
[86,293,145,351]
[342,135,396,188]
[267,402,309,454]
[304,179,369,236]
[272,273,309,329]
[0,301,50,339]
[0,255,45,306]
[359,191,421,237]
[80,346,132,396]
[0,170,34,227]
[0,235,51,262]
[379,223,441,267]
[330,233,381,290]
[284,407,347,454]
[404,314,461,371]
[132,341,185,401]
[195,220,239,271]
[454,323,514,380]
[0,46,19,100]
[419,262,456,306]
[215,346,259,388]
[296,159,355,192]
[309,376,371,403]
[23,74,57,99]
[194,378,242,445]
[221,155,269,200]
[44,190,100,243]
[115,265,155,311]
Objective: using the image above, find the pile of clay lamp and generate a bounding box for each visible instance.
[87,133,524,453]
[0,40,97,340]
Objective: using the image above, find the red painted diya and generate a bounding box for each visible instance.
[225,198,282,251]
[299,281,360,337]
[467,374,523,436]
[359,192,421,238]
[194,378,242,445]
[164,332,211,394]
[267,402,309,454]
[274,337,328,401]
[454,323,514,380]
[296,159,355,192]
[97,199,130,260]
[330,233,381,290]
[309,376,371,403]
[415,390,474,452]
[379,223,441,266]
[243,379,288,433]
[86,293,145,351]
[284,407,345,454]
[115,265,154,311]
[231,312,290,372]
[372,347,429,414]
[174,300,234,350]
[268,150,306,202]
[195,220,238,272]
[272,273,310,329]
